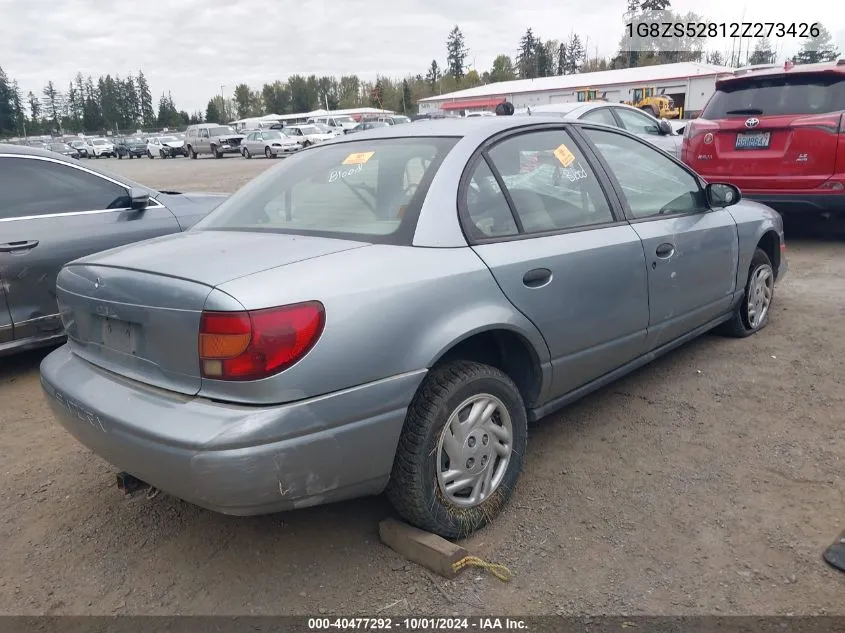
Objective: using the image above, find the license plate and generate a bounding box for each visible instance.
[100,317,137,355]
[735,132,771,150]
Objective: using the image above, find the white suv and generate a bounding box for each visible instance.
[89,138,116,158]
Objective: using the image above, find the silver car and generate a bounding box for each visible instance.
[241,129,301,159]
[522,101,683,158]
[41,117,786,539]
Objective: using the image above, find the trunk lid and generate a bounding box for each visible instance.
[74,230,367,287]
[58,231,368,394]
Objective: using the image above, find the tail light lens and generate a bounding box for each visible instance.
[199,301,325,381]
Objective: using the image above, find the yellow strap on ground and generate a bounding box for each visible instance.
[451,556,512,582]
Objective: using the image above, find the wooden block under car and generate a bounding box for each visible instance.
[379,518,469,579]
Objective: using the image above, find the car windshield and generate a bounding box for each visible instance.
[313,123,331,132]
[70,141,83,147]
[262,131,283,140]
[208,126,235,136]
[129,138,145,144]
[392,116,411,124]
[298,125,319,135]
[334,116,355,124]
[50,143,71,150]
[703,73,845,118]
[194,137,459,244]
[159,136,178,142]
[92,139,107,145]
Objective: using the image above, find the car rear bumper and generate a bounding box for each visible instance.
[40,345,425,515]
[742,191,845,216]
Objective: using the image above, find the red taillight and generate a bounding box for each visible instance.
[199,302,325,381]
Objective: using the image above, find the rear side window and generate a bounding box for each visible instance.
[703,74,845,118]
[194,137,458,244]
[483,129,615,234]
[0,157,131,219]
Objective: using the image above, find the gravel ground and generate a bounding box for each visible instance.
[1,157,843,616]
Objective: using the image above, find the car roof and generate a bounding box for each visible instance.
[0,143,157,195]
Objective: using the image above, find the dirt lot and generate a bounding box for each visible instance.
[1,156,843,616]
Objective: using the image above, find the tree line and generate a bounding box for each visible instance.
[1,7,840,138]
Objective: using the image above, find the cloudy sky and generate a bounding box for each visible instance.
[2,0,842,113]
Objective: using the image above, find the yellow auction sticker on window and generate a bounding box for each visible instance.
[553,144,576,168]
[342,151,375,165]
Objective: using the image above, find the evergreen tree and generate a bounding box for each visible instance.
[41,81,63,130]
[205,98,221,124]
[516,28,537,78]
[793,24,840,64]
[400,79,413,114]
[557,43,567,75]
[565,34,585,74]
[535,38,554,77]
[28,91,41,121]
[125,75,140,125]
[0,67,12,134]
[445,26,468,81]
[748,38,776,65]
[640,0,670,10]
[426,60,442,91]
[136,70,155,127]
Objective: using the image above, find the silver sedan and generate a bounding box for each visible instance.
[41,117,786,538]
[521,101,683,157]
[241,129,302,159]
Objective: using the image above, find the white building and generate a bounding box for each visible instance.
[418,62,734,118]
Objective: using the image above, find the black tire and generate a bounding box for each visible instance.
[188,145,197,159]
[265,146,273,159]
[718,247,775,338]
[117,152,123,160]
[386,360,527,539]
[243,147,251,159]
[302,140,311,148]
[148,151,154,159]
[212,144,222,159]
[160,150,167,159]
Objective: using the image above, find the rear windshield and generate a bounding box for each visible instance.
[193,137,458,244]
[703,73,845,118]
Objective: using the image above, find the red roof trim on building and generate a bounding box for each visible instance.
[440,97,506,110]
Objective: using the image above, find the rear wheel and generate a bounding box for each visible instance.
[148,151,154,159]
[243,147,251,159]
[386,360,527,539]
[302,140,311,148]
[718,248,775,338]
[265,146,273,159]
[188,145,197,159]
[118,152,123,160]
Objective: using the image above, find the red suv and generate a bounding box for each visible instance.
[682,60,845,221]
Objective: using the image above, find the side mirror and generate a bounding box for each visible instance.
[658,119,673,135]
[705,183,741,208]
[129,187,150,210]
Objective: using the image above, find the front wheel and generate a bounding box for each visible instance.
[188,145,197,159]
[212,145,222,159]
[160,150,167,159]
[117,152,123,160]
[718,247,775,338]
[265,146,273,159]
[243,147,251,159]
[386,360,527,539]
[148,151,154,159]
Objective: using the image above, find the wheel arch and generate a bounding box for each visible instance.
[427,325,547,409]
[756,229,781,278]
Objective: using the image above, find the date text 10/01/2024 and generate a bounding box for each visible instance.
[307,617,528,630]
[626,21,820,39]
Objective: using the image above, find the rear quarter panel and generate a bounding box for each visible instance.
[727,200,786,286]
[204,245,551,405]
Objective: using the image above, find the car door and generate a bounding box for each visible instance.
[580,126,739,350]
[198,128,210,152]
[0,155,182,343]
[462,126,650,398]
[611,107,680,157]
